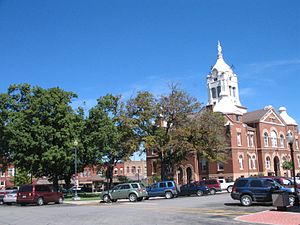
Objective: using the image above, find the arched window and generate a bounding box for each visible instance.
[264,132,269,147]
[238,155,243,170]
[271,131,277,147]
[217,86,221,97]
[126,166,130,173]
[266,156,271,169]
[251,155,256,169]
[280,135,285,147]
[211,88,216,98]
[297,156,300,168]
[248,155,252,169]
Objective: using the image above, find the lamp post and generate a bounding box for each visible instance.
[286,132,299,206]
[73,139,80,200]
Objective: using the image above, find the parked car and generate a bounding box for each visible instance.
[231,177,299,206]
[194,179,222,195]
[146,181,178,199]
[3,189,18,204]
[178,183,210,197]
[17,184,64,206]
[100,183,148,203]
[218,179,234,193]
[0,190,5,205]
[264,176,300,189]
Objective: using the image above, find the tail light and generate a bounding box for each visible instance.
[232,186,236,193]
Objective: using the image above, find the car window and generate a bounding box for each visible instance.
[112,185,121,190]
[131,184,138,189]
[236,180,248,187]
[152,183,158,189]
[159,182,166,188]
[139,183,145,188]
[167,182,173,187]
[121,184,130,190]
[250,180,263,187]
[19,185,33,192]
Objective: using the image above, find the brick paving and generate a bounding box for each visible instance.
[236,210,300,225]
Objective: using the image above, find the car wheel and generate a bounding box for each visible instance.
[165,191,173,199]
[144,196,149,200]
[288,195,296,206]
[37,197,44,206]
[240,195,252,206]
[56,197,63,204]
[209,188,216,195]
[196,190,204,197]
[129,193,137,202]
[103,195,111,203]
[227,186,233,193]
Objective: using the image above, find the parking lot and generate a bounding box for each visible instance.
[0,192,277,225]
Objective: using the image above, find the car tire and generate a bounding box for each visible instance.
[144,196,149,200]
[288,195,296,206]
[56,197,63,204]
[209,188,216,195]
[165,191,173,199]
[103,195,111,203]
[240,195,252,206]
[196,190,204,197]
[37,197,44,206]
[227,185,233,193]
[129,193,137,202]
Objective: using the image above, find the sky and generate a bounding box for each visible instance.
[0,0,299,127]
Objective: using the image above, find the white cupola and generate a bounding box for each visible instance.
[207,41,247,114]
[279,107,298,125]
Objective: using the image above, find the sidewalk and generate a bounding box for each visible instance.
[64,199,100,205]
[236,206,300,225]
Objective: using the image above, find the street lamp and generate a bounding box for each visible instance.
[286,132,299,205]
[73,139,80,201]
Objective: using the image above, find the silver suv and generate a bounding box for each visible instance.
[100,183,148,203]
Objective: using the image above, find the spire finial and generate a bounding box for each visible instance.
[217,40,223,59]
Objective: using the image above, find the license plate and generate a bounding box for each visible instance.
[22,195,26,198]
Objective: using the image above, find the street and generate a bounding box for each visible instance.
[0,193,273,225]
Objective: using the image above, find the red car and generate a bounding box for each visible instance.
[17,184,63,206]
[194,179,222,195]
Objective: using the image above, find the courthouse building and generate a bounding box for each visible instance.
[147,42,300,184]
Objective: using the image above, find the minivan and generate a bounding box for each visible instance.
[17,184,63,206]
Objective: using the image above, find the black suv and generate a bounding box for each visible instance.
[231,177,298,206]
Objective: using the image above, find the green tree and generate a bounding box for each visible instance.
[85,94,138,189]
[127,85,228,180]
[1,84,83,189]
[10,169,31,187]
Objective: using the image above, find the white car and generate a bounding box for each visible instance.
[3,189,18,204]
[218,179,234,193]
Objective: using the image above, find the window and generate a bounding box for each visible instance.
[121,184,130,190]
[0,181,4,186]
[131,166,136,174]
[271,131,277,147]
[266,156,271,169]
[126,166,130,173]
[152,161,157,174]
[211,88,216,98]
[236,115,241,122]
[167,182,173,187]
[238,155,243,170]
[250,180,263,187]
[159,182,166,188]
[297,156,300,168]
[114,169,118,175]
[0,169,4,177]
[251,155,256,169]
[137,166,141,174]
[201,159,207,171]
[120,168,123,175]
[280,135,285,147]
[236,180,248,187]
[217,163,224,171]
[296,139,299,150]
[232,87,236,97]
[237,133,242,146]
[7,168,14,177]
[217,86,221,97]
[264,132,269,147]
[131,183,138,188]
[229,86,232,96]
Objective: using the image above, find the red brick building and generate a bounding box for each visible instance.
[146,42,300,184]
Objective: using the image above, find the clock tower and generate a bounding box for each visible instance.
[207,41,247,114]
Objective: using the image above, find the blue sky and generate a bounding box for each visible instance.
[0,0,299,126]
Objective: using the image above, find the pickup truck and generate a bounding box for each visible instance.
[218,179,234,193]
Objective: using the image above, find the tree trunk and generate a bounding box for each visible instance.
[64,175,72,189]
[53,176,59,190]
